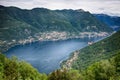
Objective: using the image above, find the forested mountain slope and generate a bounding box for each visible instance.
[63,31,120,70]
[94,14,120,31]
[0,5,113,52]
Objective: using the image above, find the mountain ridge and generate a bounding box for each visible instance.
[94,14,120,31]
[0,5,113,52]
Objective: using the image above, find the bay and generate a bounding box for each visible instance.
[5,37,103,74]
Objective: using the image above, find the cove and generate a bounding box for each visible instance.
[4,37,103,74]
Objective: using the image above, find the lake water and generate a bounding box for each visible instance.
[5,37,103,74]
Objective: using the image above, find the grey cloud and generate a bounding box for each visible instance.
[0,0,33,2]
[0,0,120,16]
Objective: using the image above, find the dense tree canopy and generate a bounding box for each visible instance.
[0,54,47,80]
[0,52,120,80]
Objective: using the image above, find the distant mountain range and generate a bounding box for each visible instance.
[94,14,120,31]
[0,5,113,52]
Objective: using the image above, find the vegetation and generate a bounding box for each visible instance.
[0,5,113,52]
[0,53,47,80]
[70,31,120,70]
[0,6,112,33]
[83,51,120,80]
[0,31,120,80]
[94,14,120,31]
[49,51,120,80]
[0,5,120,80]
[0,51,120,80]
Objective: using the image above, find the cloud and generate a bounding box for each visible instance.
[0,0,33,2]
[0,0,120,16]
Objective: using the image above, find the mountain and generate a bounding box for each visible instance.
[0,5,113,52]
[94,14,120,31]
[62,30,120,70]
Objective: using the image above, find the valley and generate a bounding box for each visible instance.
[0,5,113,52]
[0,5,120,80]
[4,37,104,74]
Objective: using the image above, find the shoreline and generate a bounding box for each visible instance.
[60,32,115,69]
[2,33,115,74]
[2,35,107,53]
[61,51,79,69]
[0,31,112,52]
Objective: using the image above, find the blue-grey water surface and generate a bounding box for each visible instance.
[5,37,103,74]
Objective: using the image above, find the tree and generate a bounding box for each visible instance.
[4,56,19,80]
[0,54,5,80]
[48,69,71,80]
[114,52,120,74]
[18,61,47,80]
[85,60,115,80]
[0,62,4,80]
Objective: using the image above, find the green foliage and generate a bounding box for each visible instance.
[71,31,120,70]
[113,52,120,75]
[0,5,112,37]
[48,69,71,80]
[85,60,115,80]
[4,56,19,80]
[0,52,120,80]
[84,52,120,80]
[18,61,47,80]
[48,69,83,80]
[68,69,84,80]
[49,52,120,80]
[0,62,4,80]
[0,53,5,80]
[0,54,47,80]
[0,5,113,52]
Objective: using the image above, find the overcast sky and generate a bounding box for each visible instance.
[0,0,120,16]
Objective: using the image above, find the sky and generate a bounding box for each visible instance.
[0,0,120,16]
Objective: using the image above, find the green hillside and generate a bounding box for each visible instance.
[0,50,120,80]
[66,31,120,70]
[0,5,113,52]
[0,53,48,80]
[1,6,112,32]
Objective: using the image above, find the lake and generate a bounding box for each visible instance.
[5,37,103,74]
